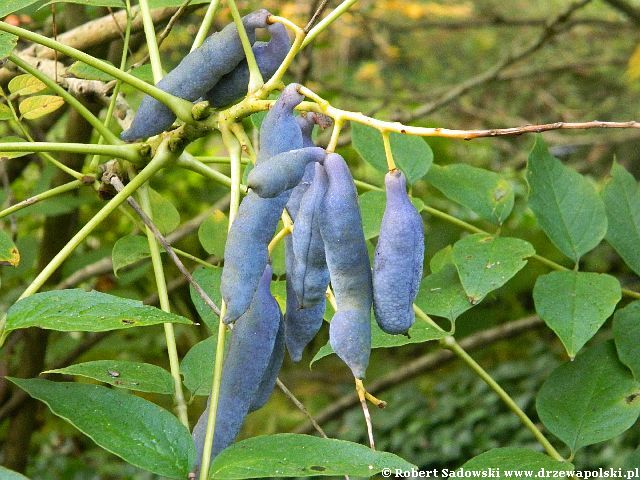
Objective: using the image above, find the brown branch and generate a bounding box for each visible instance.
[305,0,331,33]
[293,316,544,434]
[109,175,221,317]
[602,0,640,24]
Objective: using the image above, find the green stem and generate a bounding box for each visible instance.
[176,152,248,192]
[138,0,164,83]
[195,155,248,164]
[301,0,359,49]
[89,0,132,171]
[0,142,142,163]
[137,183,189,427]
[198,127,243,480]
[413,304,447,333]
[0,179,85,220]
[0,21,193,122]
[16,142,173,301]
[440,336,565,462]
[227,0,263,92]
[191,0,220,51]
[9,54,119,145]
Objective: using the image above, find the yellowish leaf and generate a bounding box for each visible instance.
[19,95,64,120]
[8,74,47,96]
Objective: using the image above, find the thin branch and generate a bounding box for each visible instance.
[602,0,640,24]
[110,176,221,317]
[276,379,328,438]
[305,0,331,33]
[294,316,544,434]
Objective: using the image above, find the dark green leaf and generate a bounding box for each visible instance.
[67,60,118,82]
[429,245,453,273]
[0,32,18,60]
[5,289,191,333]
[359,190,424,240]
[209,434,416,479]
[180,336,217,396]
[613,300,640,380]
[112,235,151,277]
[459,448,573,475]
[452,234,535,304]
[602,161,640,276]
[426,164,514,224]
[190,266,222,332]
[536,341,640,453]
[198,209,228,256]
[311,316,445,366]
[0,0,40,17]
[352,123,433,184]
[8,378,194,478]
[533,271,621,359]
[148,188,180,235]
[624,447,640,470]
[45,360,174,394]
[526,136,607,262]
[0,229,20,266]
[415,263,473,322]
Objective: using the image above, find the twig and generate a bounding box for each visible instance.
[0,160,17,239]
[305,0,331,33]
[276,379,328,438]
[109,175,221,317]
[602,0,640,24]
[294,316,544,434]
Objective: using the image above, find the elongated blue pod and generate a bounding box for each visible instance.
[247,146,326,198]
[249,317,285,411]
[257,83,304,161]
[203,22,291,108]
[292,162,330,306]
[121,10,270,141]
[284,236,325,362]
[319,153,372,379]
[373,169,424,335]
[192,265,280,471]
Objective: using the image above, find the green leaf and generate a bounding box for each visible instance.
[0,466,30,480]
[451,234,535,305]
[190,266,222,332]
[533,271,621,359]
[624,447,640,470]
[8,74,47,96]
[0,229,20,266]
[18,95,64,120]
[0,136,29,159]
[45,360,174,394]
[67,60,118,82]
[459,448,573,475]
[180,336,217,396]
[311,316,445,366]
[0,104,13,121]
[426,164,514,224]
[352,123,433,184]
[0,1,40,18]
[0,32,18,60]
[112,235,151,277]
[536,341,640,453]
[358,190,424,240]
[198,209,228,256]
[429,245,453,273]
[148,188,180,235]
[5,289,192,333]
[602,161,640,276]
[526,136,607,262]
[209,434,416,479]
[613,300,640,380]
[415,263,473,322]
[8,378,194,478]
[250,110,267,130]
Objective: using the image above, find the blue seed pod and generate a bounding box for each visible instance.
[257,83,304,161]
[249,313,285,411]
[329,309,371,380]
[221,191,288,324]
[203,22,291,108]
[373,170,424,335]
[121,10,270,141]
[297,114,317,147]
[247,146,326,198]
[292,162,330,306]
[192,265,280,470]
[285,162,315,220]
[319,153,372,378]
[284,236,325,362]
